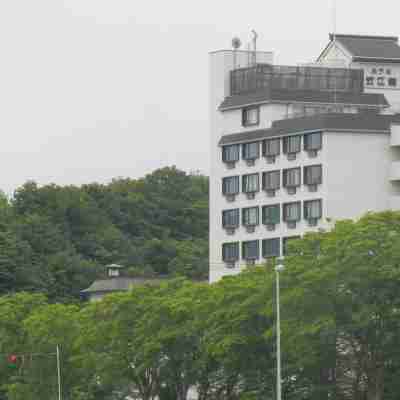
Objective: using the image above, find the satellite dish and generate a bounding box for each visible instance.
[232,37,242,50]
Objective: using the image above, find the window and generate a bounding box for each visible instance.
[283,202,301,224]
[242,207,259,226]
[304,132,322,151]
[263,170,280,191]
[222,176,240,195]
[242,240,259,260]
[304,199,322,221]
[262,204,280,225]
[389,78,397,87]
[386,69,392,75]
[242,107,259,127]
[283,168,301,188]
[304,165,322,185]
[371,68,377,74]
[366,76,374,86]
[222,209,240,228]
[263,138,280,157]
[283,135,301,156]
[262,238,280,258]
[377,76,385,86]
[242,142,260,160]
[282,236,301,256]
[242,173,260,193]
[222,145,240,163]
[222,242,239,262]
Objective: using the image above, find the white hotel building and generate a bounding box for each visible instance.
[209,34,400,282]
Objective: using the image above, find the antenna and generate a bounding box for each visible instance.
[232,37,242,70]
[332,0,338,107]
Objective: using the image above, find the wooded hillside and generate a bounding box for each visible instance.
[0,166,209,301]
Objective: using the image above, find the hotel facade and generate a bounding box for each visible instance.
[209,34,400,282]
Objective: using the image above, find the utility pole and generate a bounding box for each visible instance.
[56,345,62,400]
[275,262,284,400]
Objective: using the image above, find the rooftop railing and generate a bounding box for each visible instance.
[230,64,364,96]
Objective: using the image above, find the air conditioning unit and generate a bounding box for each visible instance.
[246,226,256,233]
[246,192,256,200]
[246,159,256,167]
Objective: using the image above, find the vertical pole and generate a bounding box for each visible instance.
[276,270,282,400]
[56,345,62,400]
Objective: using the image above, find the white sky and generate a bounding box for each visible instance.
[1,0,399,194]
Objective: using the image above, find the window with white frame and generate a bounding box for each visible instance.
[304,165,322,185]
[242,107,260,127]
[222,242,239,262]
[242,240,259,260]
[304,199,322,220]
[242,207,259,226]
[222,209,240,228]
[262,204,280,226]
[283,168,301,188]
[283,135,301,155]
[222,145,240,163]
[222,176,240,195]
[262,238,280,258]
[263,138,280,157]
[283,202,301,222]
[263,170,281,191]
[304,132,322,151]
[242,142,260,160]
[242,173,260,193]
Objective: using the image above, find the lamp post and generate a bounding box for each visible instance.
[275,260,284,400]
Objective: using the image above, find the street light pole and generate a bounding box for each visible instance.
[275,262,284,400]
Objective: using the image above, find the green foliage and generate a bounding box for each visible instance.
[1,167,209,301]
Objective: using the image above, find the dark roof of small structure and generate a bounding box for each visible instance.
[321,34,400,62]
[81,277,165,294]
[219,112,400,146]
[219,88,389,111]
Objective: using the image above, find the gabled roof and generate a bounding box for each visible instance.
[219,88,389,111]
[218,113,400,146]
[324,34,400,62]
[81,277,165,294]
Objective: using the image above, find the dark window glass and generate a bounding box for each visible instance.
[262,204,280,225]
[242,207,259,226]
[304,199,322,220]
[222,242,239,261]
[222,176,240,195]
[263,138,280,156]
[283,168,301,187]
[222,209,240,228]
[262,238,280,258]
[304,132,322,151]
[242,174,260,193]
[283,236,301,256]
[242,107,260,126]
[304,165,322,185]
[377,77,385,86]
[263,170,281,190]
[283,135,301,154]
[242,240,259,260]
[283,202,301,222]
[222,145,240,163]
[389,78,397,87]
[242,142,260,160]
[366,76,374,86]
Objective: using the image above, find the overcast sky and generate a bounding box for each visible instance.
[1,0,399,194]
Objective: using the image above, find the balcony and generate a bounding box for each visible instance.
[390,124,400,146]
[230,64,364,96]
[389,161,400,181]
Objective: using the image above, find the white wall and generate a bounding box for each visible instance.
[325,131,391,221]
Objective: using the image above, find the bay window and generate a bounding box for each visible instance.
[222,242,239,262]
[242,142,260,161]
[222,209,240,228]
[222,176,240,197]
[242,207,259,227]
[262,238,280,258]
[242,173,260,194]
[304,199,322,226]
[222,144,240,164]
[304,132,322,157]
[283,135,301,160]
[242,240,259,260]
[263,138,280,163]
[242,107,260,127]
[283,168,301,194]
[304,165,322,191]
[263,170,280,196]
[262,204,280,228]
[283,202,301,228]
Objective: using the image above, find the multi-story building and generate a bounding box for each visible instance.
[209,34,400,282]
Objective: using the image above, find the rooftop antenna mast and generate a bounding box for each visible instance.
[251,30,258,66]
[232,37,242,70]
[332,0,338,107]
